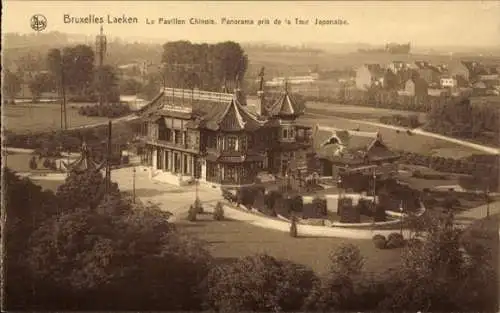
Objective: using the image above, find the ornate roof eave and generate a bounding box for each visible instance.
[62,142,106,173]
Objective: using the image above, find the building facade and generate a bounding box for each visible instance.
[136,85,312,188]
[312,125,400,180]
[355,64,385,90]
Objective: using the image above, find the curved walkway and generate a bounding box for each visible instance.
[14,166,500,239]
[203,202,414,239]
[306,112,499,155]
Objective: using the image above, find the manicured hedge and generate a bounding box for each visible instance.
[386,233,405,249]
[379,114,421,128]
[372,235,387,249]
[78,103,131,118]
[303,198,327,219]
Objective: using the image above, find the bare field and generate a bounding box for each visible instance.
[177,216,402,275]
[307,101,428,121]
[301,115,480,158]
[4,103,109,134]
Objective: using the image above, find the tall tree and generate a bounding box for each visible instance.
[94,65,120,103]
[3,69,22,103]
[61,45,95,96]
[161,41,248,91]
[28,72,56,102]
[47,48,63,89]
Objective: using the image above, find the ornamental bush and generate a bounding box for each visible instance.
[386,232,405,249]
[194,198,203,214]
[372,234,387,249]
[29,156,38,170]
[187,205,197,221]
[290,215,298,238]
[213,202,224,221]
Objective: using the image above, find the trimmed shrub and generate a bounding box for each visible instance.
[407,238,423,247]
[386,232,405,249]
[265,190,283,210]
[253,190,266,211]
[42,158,52,169]
[303,197,327,219]
[194,198,203,214]
[290,216,298,238]
[237,186,264,207]
[373,204,387,222]
[289,195,304,212]
[357,198,374,217]
[274,197,289,218]
[373,235,387,249]
[187,205,197,221]
[121,155,130,164]
[29,156,38,170]
[340,199,361,223]
[213,202,224,221]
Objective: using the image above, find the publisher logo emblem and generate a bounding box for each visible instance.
[30,14,47,32]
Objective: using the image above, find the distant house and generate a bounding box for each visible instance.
[312,125,400,179]
[472,81,488,96]
[355,64,385,90]
[440,77,458,88]
[450,87,472,97]
[449,61,472,83]
[414,61,442,86]
[388,61,406,74]
[399,78,428,97]
[478,74,499,81]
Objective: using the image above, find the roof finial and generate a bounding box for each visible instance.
[284,77,289,92]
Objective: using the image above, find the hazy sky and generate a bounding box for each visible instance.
[3,1,500,47]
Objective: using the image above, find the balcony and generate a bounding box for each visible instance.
[136,135,199,153]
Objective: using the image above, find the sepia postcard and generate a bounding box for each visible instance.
[1,1,499,311]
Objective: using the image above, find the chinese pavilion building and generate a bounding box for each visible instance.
[312,125,400,180]
[136,83,312,188]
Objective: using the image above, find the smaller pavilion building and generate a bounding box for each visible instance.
[312,124,400,180]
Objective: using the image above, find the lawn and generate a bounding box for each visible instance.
[4,103,109,134]
[176,215,402,275]
[307,101,427,122]
[301,115,480,159]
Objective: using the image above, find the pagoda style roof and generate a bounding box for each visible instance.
[312,124,399,164]
[140,87,265,132]
[62,142,105,173]
[266,82,305,118]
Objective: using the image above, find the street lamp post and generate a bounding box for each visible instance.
[195,158,202,203]
[66,149,71,177]
[399,200,404,236]
[132,166,136,203]
[486,186,490,218]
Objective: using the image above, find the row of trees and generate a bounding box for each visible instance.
[426,97,499,145]
[160,41,248,91]
[46,45,120,103]
[5,167,497,311]
[379,114,422,128]
[78,103,131,118]
[3,44,121,104]
[398,151,499,191]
